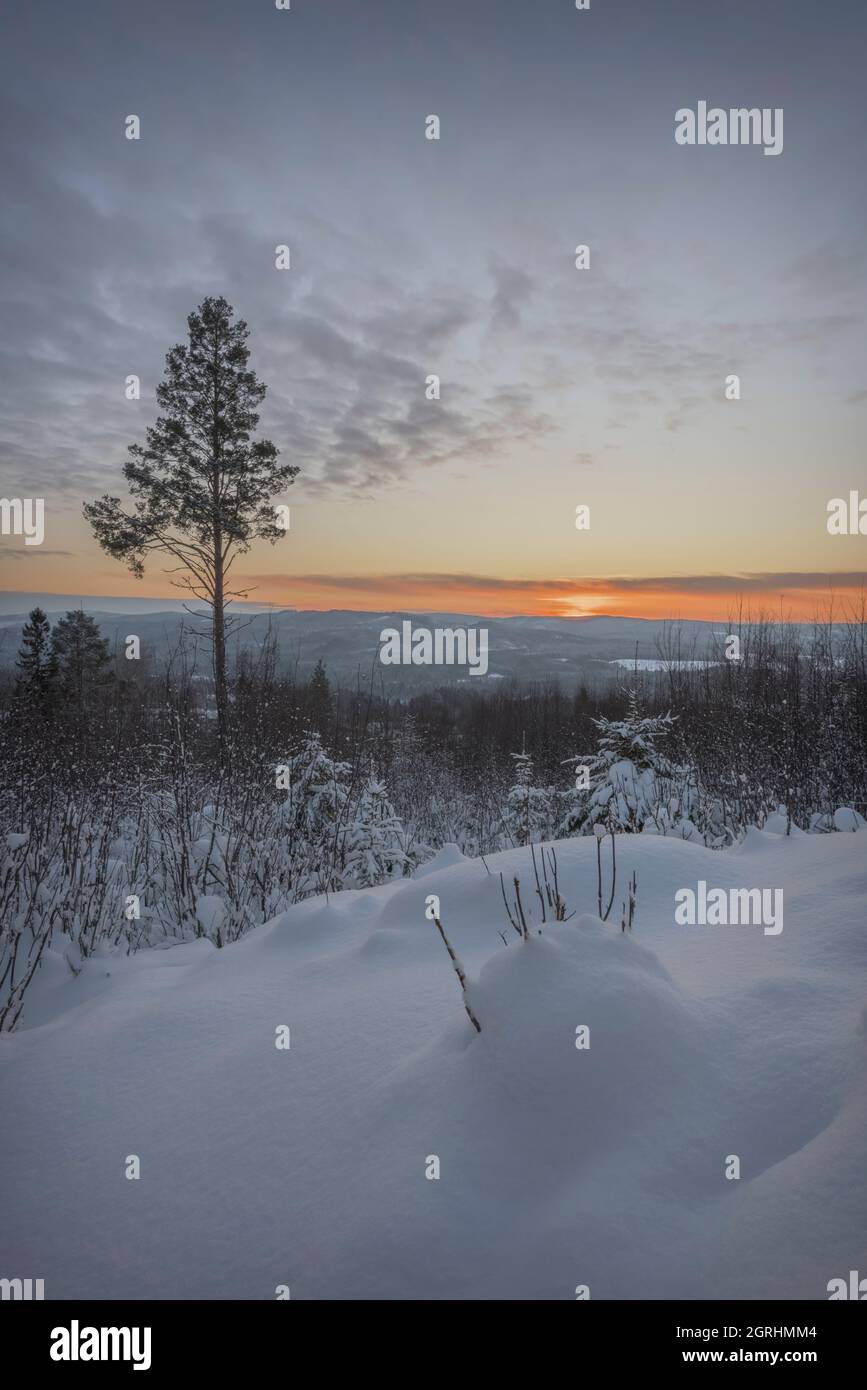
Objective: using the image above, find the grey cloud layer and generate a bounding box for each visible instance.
[1,0,865,507]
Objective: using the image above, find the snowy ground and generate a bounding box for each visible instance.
[2,825,865,1300]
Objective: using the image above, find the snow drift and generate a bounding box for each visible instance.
[1,825,865,1300]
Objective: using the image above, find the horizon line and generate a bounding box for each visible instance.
[0,588,864,626]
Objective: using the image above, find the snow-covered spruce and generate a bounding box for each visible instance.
[560,690,700,839]
[342,778,409,889]
[504,745,556,847]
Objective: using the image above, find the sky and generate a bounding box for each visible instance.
[0,0,865,620]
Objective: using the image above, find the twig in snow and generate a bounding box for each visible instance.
[432,915,482,1033]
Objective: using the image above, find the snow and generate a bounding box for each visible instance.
[1,827,865,1300]
[412,841,468,877]
[195,895,226,936]
[609,658,718,671]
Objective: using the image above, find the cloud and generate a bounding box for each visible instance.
[232,568,867,620]
[250,570,866,594]
[0,549,74,561]
[487,260,536,335]
[2,0,865,606]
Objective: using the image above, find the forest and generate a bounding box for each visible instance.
[1,598,865,1028]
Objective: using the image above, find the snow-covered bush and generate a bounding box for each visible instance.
[560,691,693,837]
[503,748,556,846]
[0,734,419,1026]
[279,732,353,894]
[342,778,409,888]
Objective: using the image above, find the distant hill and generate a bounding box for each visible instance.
[0,596,727,689]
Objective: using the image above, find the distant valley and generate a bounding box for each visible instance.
[0,595,730,689]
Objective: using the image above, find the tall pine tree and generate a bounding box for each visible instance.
[83,296,298,765]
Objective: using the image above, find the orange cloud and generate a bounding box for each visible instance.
[241,571,867,621]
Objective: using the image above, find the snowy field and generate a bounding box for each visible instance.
[2,823,865,1301]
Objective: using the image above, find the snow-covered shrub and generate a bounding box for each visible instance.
[809,806,867,834]
[342,778,409,888]
[279,732,353,894]
[560,691,691,837]
[503,748,556,846]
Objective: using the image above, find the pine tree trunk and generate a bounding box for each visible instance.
[212,525,229,771]
[210,322,230,772]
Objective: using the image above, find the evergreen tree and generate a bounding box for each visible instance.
[504,745,553,846]
[14,607,58,712]
[305,658,332,734]
[560,690,681,835]
[280,733,352,892]
[343,778,409,887]
[51,610,113,709]
[83,296,298,766]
